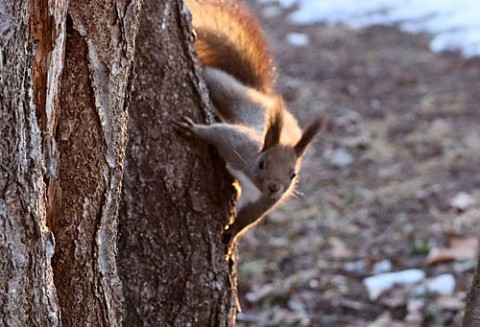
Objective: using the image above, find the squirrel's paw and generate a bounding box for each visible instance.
[174,116,196,133]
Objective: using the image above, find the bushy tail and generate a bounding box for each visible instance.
[186,0,275,95]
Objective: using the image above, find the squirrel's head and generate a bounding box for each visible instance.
[254,102,324,199]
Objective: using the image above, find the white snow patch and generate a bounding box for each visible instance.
[421,273,456,295]
[286,32,310,47]
[412,274,456,298]
[450,192,477,210]
[363,269,426,300]
[372,259,392,275]
[259,0,480,57]
[326,147,353,168]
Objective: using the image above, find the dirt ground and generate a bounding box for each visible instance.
[235,1,480,326]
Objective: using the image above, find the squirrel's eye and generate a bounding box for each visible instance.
[258,160,265,169]
[290,172,297,179]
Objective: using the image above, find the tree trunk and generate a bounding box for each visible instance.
[1,0,141,326]
[464,247,480,326]
[51,1,141,326]
[1,0,237,326]
[117,0,238,326]
[0,1,60,325]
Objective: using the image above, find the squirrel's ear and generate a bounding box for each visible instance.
[294,116,325,157]
[261,99,285,152]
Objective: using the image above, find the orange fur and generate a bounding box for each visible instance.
[186,0,275,94]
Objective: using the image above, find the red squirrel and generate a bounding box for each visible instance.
[179,0,324,246]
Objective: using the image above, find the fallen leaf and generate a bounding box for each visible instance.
[328,237,353,258]
[426,235,478,265]
[435,295,464,311]
[378,284,412,308]
[368,311,407,327]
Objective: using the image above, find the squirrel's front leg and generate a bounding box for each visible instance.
[223,194,278,246]
[175,116,229,145]
[175,117,233,150]
[175,116,259,163]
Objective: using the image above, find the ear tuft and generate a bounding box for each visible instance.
[294,116,325,157]
[261,98,285,152]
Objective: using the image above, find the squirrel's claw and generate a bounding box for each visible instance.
[174,116,196,133]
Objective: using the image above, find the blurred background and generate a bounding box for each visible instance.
[237,0,480,325]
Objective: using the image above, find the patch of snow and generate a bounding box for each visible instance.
[450,192,477,210]
[286,32,310,47]
[372,259,392,275]
[259,0,480,57]
[425,273,456,295]
[363,269,426,300]
[413,273,456,296]
[344,260,366,274]
[325,147,354,168]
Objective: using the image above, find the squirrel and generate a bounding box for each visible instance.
[179,0,324,247]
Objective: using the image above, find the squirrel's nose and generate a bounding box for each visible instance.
[268,183,280,193]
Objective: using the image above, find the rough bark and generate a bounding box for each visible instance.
[463,247,480,326]
[1,0,141,326]
[2,0,237,325]
[118,0,238,326]
[51,1,141,326]
[0,1,60,325]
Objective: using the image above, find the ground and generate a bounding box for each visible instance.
[236,1,480,326]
